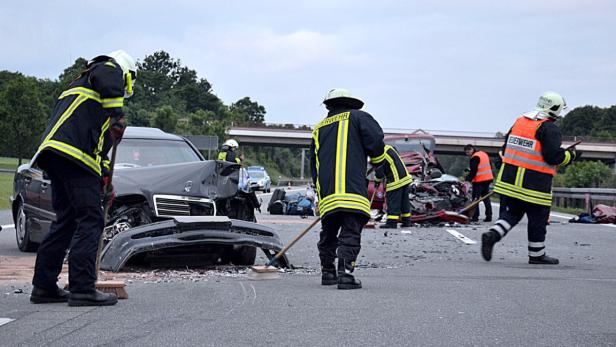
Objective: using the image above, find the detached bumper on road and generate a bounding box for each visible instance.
[100,216,289,272]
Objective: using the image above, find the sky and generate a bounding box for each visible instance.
[1,0,615,133]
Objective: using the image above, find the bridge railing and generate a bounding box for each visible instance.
[552,187,616,210]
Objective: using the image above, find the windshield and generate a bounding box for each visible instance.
[385,138,435,154]
[114,139,202,168]
[248,171,266,178]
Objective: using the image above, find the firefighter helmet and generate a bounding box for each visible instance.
[223,139,239,149]
[106,50,137,98]
[535,91,567,120]
[323,88,364,109]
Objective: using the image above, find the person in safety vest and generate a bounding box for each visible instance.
[218,139,241,164]
[376,146,413,229]
[464,144,494,222]
[310,88,385,290]
[481,91,577,265]
[30,50,136,306]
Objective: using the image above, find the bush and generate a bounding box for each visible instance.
[562,161,614,188]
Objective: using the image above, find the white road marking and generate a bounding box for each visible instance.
[446,229,477,245]
[400,229,412,234]
[1,224,15,230]
[0,318,14,327]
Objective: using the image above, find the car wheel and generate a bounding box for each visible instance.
[231,246,257,265]
[15,203,37,252]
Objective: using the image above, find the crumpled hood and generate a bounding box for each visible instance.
[113,160,240,200]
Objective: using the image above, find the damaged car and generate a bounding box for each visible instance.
[11,127,289,271]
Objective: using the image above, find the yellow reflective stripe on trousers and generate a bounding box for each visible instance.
[401,212,411,218]
[494,184,552,206]
[312,129,321,200]
[39,140,102,175]
[319,200,370,216]
[335,119,349,194]
[386,175,413,192]
[43,95,89,144]
[101,97,124,108]
[58,87,101,102]
[319,193,370,210]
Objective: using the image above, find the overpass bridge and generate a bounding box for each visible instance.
[228,126,616,165]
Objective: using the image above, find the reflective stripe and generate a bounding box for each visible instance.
[94,117,111,165]
[101,97,124,108]
[529,249,546,257]
[320,193,370,211]
[334,119,349,194]
[494,184,552,206]
[370,150,387,164]
[43,95,88,144]
[529,242,545,248]
[313,130,321,200]
[387,215,399,220]
[503,152,556,171]
[401,212,411,218]
[40,140,101,175]
[58,87,102,102]
[496,180,552,199]
[319,200,370,216]
[313,112,349,132]
[386,175,413,192]
[495,219,511,230]
[561,150,572,166]
[491,224,506,237]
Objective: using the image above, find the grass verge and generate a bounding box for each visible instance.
[0,172,13,210]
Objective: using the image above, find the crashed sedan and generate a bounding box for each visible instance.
[11,127,288,271]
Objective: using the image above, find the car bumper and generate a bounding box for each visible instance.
[100,216,289,272]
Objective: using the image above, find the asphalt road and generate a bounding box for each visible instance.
[1,195,616,346]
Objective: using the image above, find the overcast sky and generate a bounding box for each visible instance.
[1,0,615,133]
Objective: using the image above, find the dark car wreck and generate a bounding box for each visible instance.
[11,127,289,271]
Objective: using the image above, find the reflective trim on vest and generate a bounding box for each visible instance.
[335,119,350,194]
[39,140,102,176]
[502,117,556,176]
[471,151,494,183]
[101,97,124,108]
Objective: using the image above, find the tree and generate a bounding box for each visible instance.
[230,97,266,126]
[152,105,178,133]
[562,161,614,188]
[0,76,48,164]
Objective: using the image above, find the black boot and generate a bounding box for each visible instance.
[337,259,362,290]
[481,231,499,262]
[321,264,337,285]
[400,217,412,228]
[380,220,398,229]
[483,216,492,222]
[68,289,118,307]
[529,254,559,265]
[30,285,70,304]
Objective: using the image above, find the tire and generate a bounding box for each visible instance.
[15,203,38,252]
[231,246,257,265]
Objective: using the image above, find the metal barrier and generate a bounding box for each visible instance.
[552,187,616,209]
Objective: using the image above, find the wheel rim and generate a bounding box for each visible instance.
[16,205,26,246]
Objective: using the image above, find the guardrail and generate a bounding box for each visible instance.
[552,187,616,209]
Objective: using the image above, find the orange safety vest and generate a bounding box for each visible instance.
[471,151,493,183]
[502,116,557,176]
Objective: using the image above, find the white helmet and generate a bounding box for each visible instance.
[323,88,364,109]
[107,50,137,98]
[223,139,239,149]
[535,91,567,120]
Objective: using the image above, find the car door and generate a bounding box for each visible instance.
[23,164,54,243]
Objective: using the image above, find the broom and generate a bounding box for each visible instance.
[247,217,321,280]
[93,136,128,299]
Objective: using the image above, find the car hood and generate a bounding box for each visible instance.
[113,161,240,200]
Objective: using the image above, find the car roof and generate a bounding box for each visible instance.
[124,127,185,141]
[247,166,266,171]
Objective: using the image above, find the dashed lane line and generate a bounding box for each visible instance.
[0,318,14,327]
[446,229,477,245]
[1,224,14,230]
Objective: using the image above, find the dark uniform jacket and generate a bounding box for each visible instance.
[375,145,412,192]
[495,119,572,206]
[34,59,125,177]
[310,107,386,218]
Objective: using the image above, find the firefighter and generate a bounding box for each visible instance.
[481,91,577,265]
[377,145,413,229]
[310,88,386,290]
[464,144,494,222]
[218,139,241,164]
[29,50,136,306]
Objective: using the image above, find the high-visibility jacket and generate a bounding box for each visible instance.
[218,149,241,164]
[494,115,572,206]
[310,107,385,218]
[376,145,413,192]
[471,151,493,183]
[34,59,125,177]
